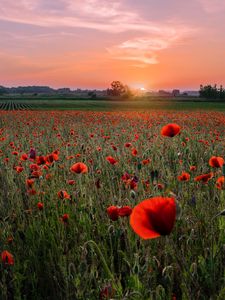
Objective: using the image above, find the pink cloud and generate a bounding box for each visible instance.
[0,1,195,69]
[107,27,193,66]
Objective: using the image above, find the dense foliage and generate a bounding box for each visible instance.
[199,84,225,100]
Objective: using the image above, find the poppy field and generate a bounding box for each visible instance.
[0,110,225,300]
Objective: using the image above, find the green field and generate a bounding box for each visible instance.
[0,98,225,111]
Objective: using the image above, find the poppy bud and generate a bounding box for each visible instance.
[37,202,44,210]
[29,148,36,160]
[118,206,132,217]
[62,214,69,223]
[107,206,119,221]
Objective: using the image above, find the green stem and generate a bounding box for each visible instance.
[84,240,123,296]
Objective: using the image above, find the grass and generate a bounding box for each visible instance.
[0,110,225,299]
[0,98,225,111]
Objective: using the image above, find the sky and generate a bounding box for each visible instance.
[0,0,225,90]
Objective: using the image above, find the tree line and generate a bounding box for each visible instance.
[199,84,225,100]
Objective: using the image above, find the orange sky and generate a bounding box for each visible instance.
[1,0,225,90]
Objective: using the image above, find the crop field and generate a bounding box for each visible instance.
[0,110,225,299]
[0,101,32,111]
[0,98,225,111]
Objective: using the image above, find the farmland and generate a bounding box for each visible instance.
[0,98,225,111]
[0,109,225,299]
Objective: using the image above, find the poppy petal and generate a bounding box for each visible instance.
[130,197,176,239]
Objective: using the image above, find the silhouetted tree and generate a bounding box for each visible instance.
[0,86,7,95]
[88,91,97,99]
[199,84,225,100]
[108,81,125,96]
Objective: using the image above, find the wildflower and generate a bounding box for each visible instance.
[30,170,42,178]
[67,180,76,185]
[26,179,35,188]
[107,206,119,221]
[57,190,71,200]
[70,162,88,174]
[161,124,181,137]
[132,148,138,156]
[177,172,190,181]
[29,164,40,171]
[37,202,44,210]
[106,156,117,165]
[124,142,132,148]
[209,156,224,168]
[142,158,151,165]
[1,250,14,265]
[190,166,197,172]
[216,176,225,190]
[62,214,69,223]
[20,153,28,161]
[100,284,115,300]
[130,197,176,239]
[118,206,132,217]
[194,172,213,184]
[36,156,46,165]
[15,166,24,173]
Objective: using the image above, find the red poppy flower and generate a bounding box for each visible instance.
[124,142,132,148]
[20,153,28,161]
[15,166,24,173]
[194,172,213,184]
[161,124,181,137]
[1,250,14,265]
[31,170,42,178]
[216,176,225,190]
[36,156,46,165]
[100,284,115,300]
[57,190,71,200]
[106,156,118,165]
[26,179,35,188]
[62,213,69,223]
[130,197,176,239]
[209,156,224,168]
[131,148,138,156]
[190,166,197,172]
[67,179,76,185]
[177,172,190,181]
[107,206,119,221]
[37,202,44,210]
[45,174,52,180]
[142,159,151,165]
[118,206,132,217]
[112,145,117,151]
[70,162,88,174]
[29,164,40,171]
